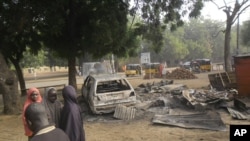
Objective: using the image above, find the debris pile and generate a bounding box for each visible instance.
[135,80,187,95]
[182,89,233,106]
[165,68,197,79]
[81,75,250,131]
[136,81,235,110]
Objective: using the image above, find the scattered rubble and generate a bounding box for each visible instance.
[227,107,248,120]
[182,89,236,106]
[135,80,187,95]
[80,76,250,131]
[152,111,227,131]
[132,79,250,130]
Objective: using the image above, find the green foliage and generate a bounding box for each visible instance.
[189,0,204,18]
[0,0,42,62]
[20,48,45,68]
[37,0,137,59]
[142,17,229,66]
[131,0,206,53]
[0,0,206,89]
[1,0,206,63]
[165,30,189,59]
[241,20,250,46]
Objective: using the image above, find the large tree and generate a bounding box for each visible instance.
[36,0,138,89]
[209,0,250,71]
[0,0,42,97]
[0,52,21,114]
[0,0,206,114]
[36,0,205,89]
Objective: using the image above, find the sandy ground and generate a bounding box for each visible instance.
[84,72,250,141]
[0,71,249,141]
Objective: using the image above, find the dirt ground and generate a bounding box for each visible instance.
[84,72,249,141]
[0,72,250,141]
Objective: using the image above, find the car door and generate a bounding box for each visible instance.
[82,76,91,99]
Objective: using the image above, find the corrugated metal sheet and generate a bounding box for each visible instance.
[113,105,136,120]
[234,55,250,96]
[227,107,247,120]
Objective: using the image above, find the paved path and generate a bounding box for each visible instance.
[20,72,84,91]
[22,71,136,91]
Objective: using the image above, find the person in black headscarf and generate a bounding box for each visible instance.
[25,102,70,141]
[43,87,63,128]
[60,85,85,141]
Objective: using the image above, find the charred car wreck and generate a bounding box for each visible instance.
[81,74,137,114]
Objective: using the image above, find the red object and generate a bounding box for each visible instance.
[159,64,163,77]
[22,87,42,136]
[234,55,250,96]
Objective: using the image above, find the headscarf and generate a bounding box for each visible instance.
[43,87,62,127]
[22,87,42,136]
[60,85,85,141]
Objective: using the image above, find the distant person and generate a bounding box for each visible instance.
[179,61,183,68]
[137,65,142,75]
[25,103,70,141]
[22,87,43,140]
[159,64,164,77]
[60,85,85,141]
[43,87,63,128]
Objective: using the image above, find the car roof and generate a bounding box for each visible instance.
[196,59,210,61]
[127,64,140,66]
[87,74,127,81]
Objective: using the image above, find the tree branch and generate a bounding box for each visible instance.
[210,0,226,9]
[223,0,227,8]
[213,29,225,38]
[232,4,250,23]
[129,0,139,29]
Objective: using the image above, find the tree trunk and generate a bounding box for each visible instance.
[224,22,232,72]
[68,55,77,90]
[0,52,21,114]
[9,56,27,96]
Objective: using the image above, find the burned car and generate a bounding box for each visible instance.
[81,74,137,114]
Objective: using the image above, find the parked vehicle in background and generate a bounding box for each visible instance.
[190,59,212,73]
[125,64,141,77]
[81,61,112,79]
[144,63,161,76]
[190,60,201,73]
[196,59,212,72]
[81,74,137,114]
[182,61,191,70]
